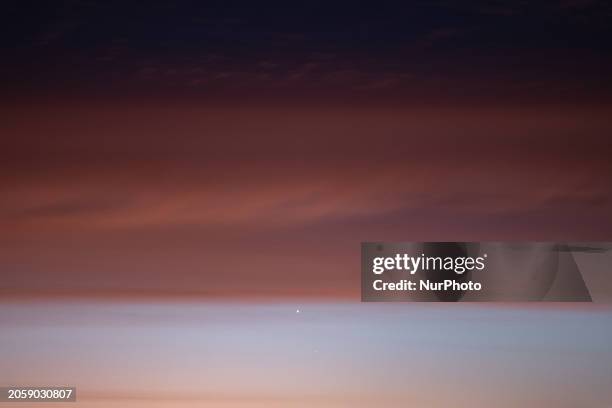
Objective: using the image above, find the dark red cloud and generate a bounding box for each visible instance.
[1,104,611,298]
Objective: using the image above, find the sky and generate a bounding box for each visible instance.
[1,302,611,407]
[1,1,612,298]
[2,1,612,104]
[2,3,612,408]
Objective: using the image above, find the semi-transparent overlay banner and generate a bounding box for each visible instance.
[361,242,612,302]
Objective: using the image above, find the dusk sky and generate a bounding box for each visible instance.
[3,1,612,104]
[2,3,612,408]
[1,302,611,407]
[2,1,612,298]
